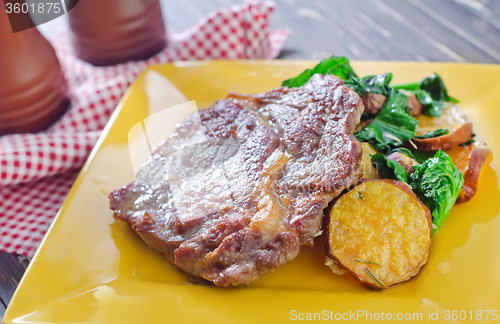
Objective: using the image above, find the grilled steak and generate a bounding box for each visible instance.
[109,74,364,286]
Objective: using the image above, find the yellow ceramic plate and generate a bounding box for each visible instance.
[4,61,500,324]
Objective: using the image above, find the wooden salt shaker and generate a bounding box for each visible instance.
[68,0,167,66]
[0,9,69,135]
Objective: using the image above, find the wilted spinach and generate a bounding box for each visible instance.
[371,153,410,183]
[355,88,417,152]
[282,56,357,88]
[345,73,393,97]
[408,150,436,164]
[411,150,463,234]
[282,56,392,99]
[420,73,459,103]
[394,73,458,117]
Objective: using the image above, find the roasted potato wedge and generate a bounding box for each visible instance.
[412,103,473,151]
[325,179,432,289]
[360,142,381,179]
[412,124,472,151]
[447,142,491,203]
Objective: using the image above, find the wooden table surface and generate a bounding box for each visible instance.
[2,0,500,320]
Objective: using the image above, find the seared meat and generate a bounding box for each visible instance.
[109,74,364,286]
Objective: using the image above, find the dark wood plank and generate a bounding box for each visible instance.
[421,0,500,53]
[0,299,5,323]
[313,0,458,61]
[381,0,500,63]
[270,0,346,59]
[160,0,500,62]
[0,251,29,317]
[453,0,500,32]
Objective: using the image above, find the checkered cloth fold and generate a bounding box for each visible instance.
[0,1,289,257]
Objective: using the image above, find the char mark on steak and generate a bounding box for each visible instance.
[109,74,364,286]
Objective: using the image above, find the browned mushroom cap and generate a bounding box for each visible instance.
[385,151,418,175]
[362,92,387,115]
[407,94,422,117]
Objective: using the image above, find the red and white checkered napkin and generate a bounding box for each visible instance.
[0,1,290,257]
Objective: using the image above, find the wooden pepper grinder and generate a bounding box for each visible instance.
[0,9,69,135]
[68,0,167,66]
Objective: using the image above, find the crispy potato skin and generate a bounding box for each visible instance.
[325,179,432,289]
[412,103,472,151]
[412,123,473,151]
[447,142,492,204]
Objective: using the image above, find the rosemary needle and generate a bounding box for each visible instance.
[365,268,386,288]
[356,259,382,267]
